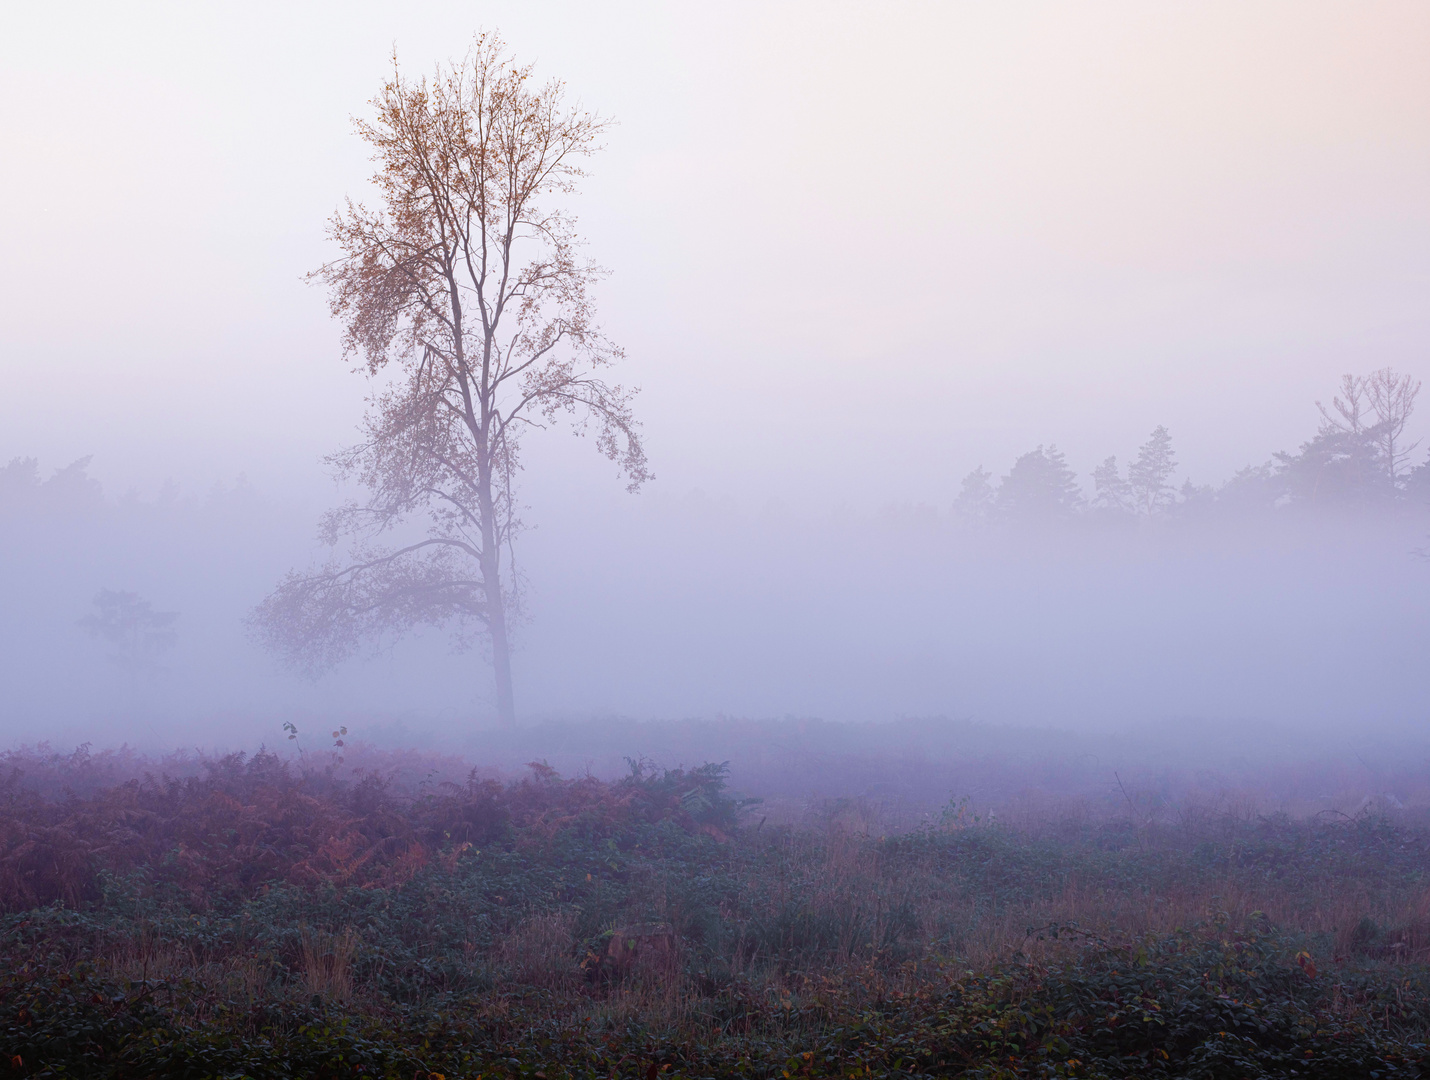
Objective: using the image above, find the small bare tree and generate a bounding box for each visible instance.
[251,36,648,727]
[1364,367,1421,484]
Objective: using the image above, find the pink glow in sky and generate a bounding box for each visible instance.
[1,1,1426,504]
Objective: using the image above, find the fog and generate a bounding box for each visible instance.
[4,448,1427,752]
[2,2,1429,774]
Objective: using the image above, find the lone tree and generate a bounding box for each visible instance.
[252,35,648,726]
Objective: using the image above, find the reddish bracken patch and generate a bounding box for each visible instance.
[0,747,739,910]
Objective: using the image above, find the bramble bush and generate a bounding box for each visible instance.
[4,747,1430,1077]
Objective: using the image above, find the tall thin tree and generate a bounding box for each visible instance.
[1364,367,1421,485]
[1127,426,1177,516]
[252,36,648,726]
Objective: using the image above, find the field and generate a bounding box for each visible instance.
[5,741,1430,1078]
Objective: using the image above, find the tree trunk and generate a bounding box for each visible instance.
[489,595,517,729]
[476,470,516,728]
[479,544,516,727]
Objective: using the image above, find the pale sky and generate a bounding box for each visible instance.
[2,1,1427,508]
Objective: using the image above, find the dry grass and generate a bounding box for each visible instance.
[492,909,580,988]
[300,926,359,1002]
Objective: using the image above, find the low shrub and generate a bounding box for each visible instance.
[4,748,1430,1076]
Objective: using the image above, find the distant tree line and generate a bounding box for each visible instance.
[0,456,104,514]
[953,368,1426,527]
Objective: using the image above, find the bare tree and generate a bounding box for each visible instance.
[1364,366,1421,485]
[1315,368,1421,491]
[1317,373,1370,437]
[251,36,648,727]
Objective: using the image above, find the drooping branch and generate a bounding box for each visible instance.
[249,541,490,678]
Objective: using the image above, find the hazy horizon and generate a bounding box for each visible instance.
[2,2,1428,749]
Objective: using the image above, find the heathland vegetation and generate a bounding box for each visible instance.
[6,742,1430,1077]
[3,34,1429,1080]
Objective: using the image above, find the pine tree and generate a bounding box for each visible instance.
[997,445,1083,519]
[1127,426,1177,516]
[952,466,996,525]
[1091,456,1134,513]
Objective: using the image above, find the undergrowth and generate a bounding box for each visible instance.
[3,748,1430,1077]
